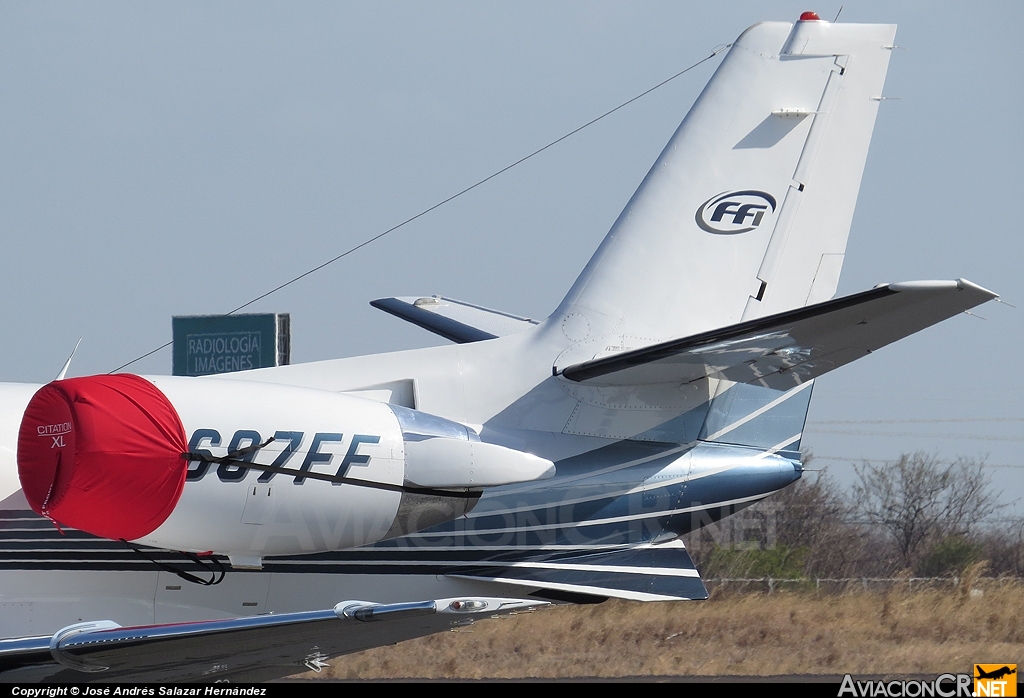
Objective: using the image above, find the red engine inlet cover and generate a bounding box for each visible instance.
[17,374,188,541]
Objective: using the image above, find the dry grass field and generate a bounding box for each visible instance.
[304,579,1023,680]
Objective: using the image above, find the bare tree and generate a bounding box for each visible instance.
[852,453,1001,570]
[683,462,874,578]
[981,516,1024,577]
[769,468,872,577]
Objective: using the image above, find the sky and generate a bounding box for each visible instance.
[0,1,1020,513]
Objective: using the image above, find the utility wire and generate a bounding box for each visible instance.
[809,418,1024,425]
[807,429,1024,442]
[811,456,1024,470]
[109,44,731,374]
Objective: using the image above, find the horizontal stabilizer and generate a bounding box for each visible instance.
[452,541,709,602]
[560,279,997,389]
[371,296,537,343]
[0,596,544,682]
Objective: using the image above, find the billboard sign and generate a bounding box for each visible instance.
[172,313,290,377]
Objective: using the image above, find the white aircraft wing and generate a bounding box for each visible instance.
[371,295,538,343]
[0,596,545,683]
[559,279,997,389]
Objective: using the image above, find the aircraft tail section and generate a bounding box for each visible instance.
[697,382,812,457]
[550,18,897,358]
[559,279,995,452]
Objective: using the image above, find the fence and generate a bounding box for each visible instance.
[703,576,1024,594]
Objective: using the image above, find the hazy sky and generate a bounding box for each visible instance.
[0,2,1020,511]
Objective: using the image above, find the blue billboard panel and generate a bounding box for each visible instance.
[172,314,290,376]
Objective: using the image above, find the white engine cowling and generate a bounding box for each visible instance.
[16,374,554,565]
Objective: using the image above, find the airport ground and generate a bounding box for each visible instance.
[301,580,1023,681]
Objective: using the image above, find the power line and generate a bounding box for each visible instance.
[110,43,731,374]
[808,418,1024,424]
[810,455,1024,469]
[806,429,1024,442]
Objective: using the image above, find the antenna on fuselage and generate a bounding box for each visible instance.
[54,338,82,381]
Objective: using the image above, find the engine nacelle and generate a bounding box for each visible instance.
[17,374,554,563]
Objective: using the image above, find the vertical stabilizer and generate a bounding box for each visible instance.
[551,19,896,364]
